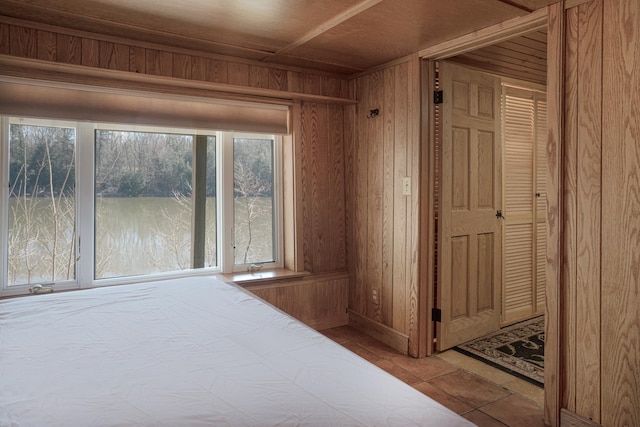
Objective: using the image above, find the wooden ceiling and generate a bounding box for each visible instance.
[0,0,558,75]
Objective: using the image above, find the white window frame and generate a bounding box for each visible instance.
[0,118,283,297]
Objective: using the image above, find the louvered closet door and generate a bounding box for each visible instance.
[502,85,546,323]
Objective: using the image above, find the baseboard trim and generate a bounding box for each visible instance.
[348,309,409,355]
[560,409,602,427]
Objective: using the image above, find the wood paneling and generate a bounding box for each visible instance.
[346,57,421,355]
[0,18,353,102]
[545,3,564,425]
[551,0,640,425]
[450,30,547,85]
[247,272,349,330]
[56,33,81,65]
[299,102,347,274]
[601,0,640,425]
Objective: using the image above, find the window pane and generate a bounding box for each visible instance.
[8,123,76,286]
[233,137,274,265]
[95,130,193,279]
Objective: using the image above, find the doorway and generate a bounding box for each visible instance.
[428,30,548,383]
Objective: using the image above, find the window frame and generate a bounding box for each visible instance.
[0,117,283,297]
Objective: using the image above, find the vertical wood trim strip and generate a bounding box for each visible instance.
[545,2,565,426]
[563,5,579,413]
[407,54,422,357]
[575,0,602,421]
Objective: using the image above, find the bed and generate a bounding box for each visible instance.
[0,276,473,426]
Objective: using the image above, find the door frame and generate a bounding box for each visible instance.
[416,4,564,426]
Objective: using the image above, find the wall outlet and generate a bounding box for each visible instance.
[402,176,411,196]
[372,289,378,303]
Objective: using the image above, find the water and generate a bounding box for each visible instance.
[7,196,273,286]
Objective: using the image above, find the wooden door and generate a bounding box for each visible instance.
[502,85,547,323]
[437,62,502,351]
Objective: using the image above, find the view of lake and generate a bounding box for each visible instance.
[7,196,274,286]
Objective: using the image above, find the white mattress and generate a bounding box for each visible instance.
[0,276,474,426]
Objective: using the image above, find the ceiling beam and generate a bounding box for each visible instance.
[263,0,385,61]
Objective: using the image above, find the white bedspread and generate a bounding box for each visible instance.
[0,276,474,426]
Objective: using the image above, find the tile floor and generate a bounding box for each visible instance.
[321,325,545,427]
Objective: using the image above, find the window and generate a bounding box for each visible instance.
[1,117,282,295]
[5,119,76,287]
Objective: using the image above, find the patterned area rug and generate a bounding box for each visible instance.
[454,316,544,387]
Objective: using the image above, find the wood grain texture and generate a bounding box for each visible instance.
[406,54,422,357]
[56,33,81,65]
[352,76,369,316]
[2,20,353,101]
[601,0,640,425]
[344,102,356,301]
[575,0,602,421]
[10,25,37,58]
[128,46,145,74]
[347,57,423,354]
[247,272,349,331]
[171,53,192,80]
[99,41,128,71]
[382,66,395,325]
[36,30,56,61]
[328,103,347,271]
[145,48,172,77]
[367,70,384,323]
[298,102,346,274]
[560,409,603,427]
[227,62,250,87]
[310,102,330,272]
[392,61,409,333]
[545,3,564,426]
[451,32,548,85]
[0,23,9,54]
[81,38,99,67]
[562,5,579,413]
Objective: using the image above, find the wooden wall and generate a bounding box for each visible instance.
[345,56,423,356]
[249,272,349,330]
[300,102,347,273]
[0,16,352,100]
[548,0,640,425]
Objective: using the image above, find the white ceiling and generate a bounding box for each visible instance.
[0,0,558,75]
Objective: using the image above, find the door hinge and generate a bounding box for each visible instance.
[432,307,442,322]
[433,90,443,104]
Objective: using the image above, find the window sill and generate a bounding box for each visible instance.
[221,268,310,286]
